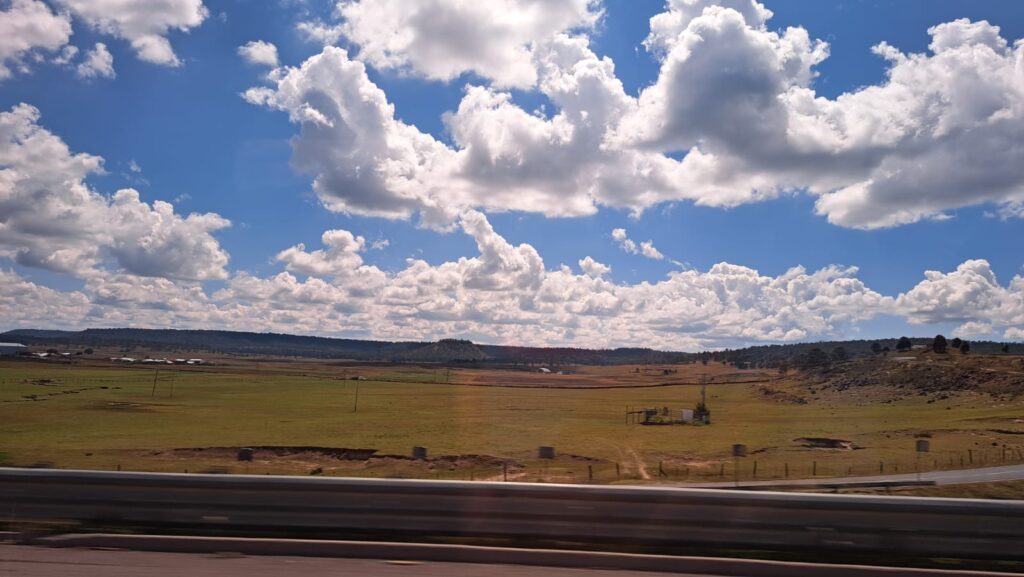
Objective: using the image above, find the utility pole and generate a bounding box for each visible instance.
[151,368,159,398]
[353,380,360,412]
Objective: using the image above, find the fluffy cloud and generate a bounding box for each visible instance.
[75,42,114,78]
[329,0,600,88]
[953,321,994,339]
[252,3,1024,230]
[276,229,367,277]
[248,36,694,226]
[0,0,73,80]
[611,227,674,262]
[0,103,230,280]
[0,268,91,328]
[615,5,1024,228]
[237,40,278,68]
[1,209,925,350]
[5,202,1021,348]
[244,46,454,223]
[54,0,207,65]
[295,19,343,46]
[578,256,610,278]
[216,211,892,348]
[897,260,1024,334]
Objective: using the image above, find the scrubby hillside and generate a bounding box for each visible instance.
[788,349,1024,402]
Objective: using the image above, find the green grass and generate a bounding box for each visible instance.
[2,360,1023,482]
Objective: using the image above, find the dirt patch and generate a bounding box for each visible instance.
[159,446,522,469]
[169,446,379,460]
[990,428,1024,435]
[92,401,156,412]
[795,437,861,450]
[757,385,807,404]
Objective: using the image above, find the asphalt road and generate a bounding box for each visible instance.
[0,545,716,577]
[6,467,1024,563]
[679,463,1024,489]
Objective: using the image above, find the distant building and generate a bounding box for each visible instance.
[538,367,551,373]
[0,343,26,356]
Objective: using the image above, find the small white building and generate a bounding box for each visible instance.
[0,342,26,356]
[538,367,551,373]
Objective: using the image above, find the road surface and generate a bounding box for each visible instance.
[3,544,1018,577]
[0,545,713,577]
[679,463,1024,489]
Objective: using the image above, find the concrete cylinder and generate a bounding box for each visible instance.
[412,446,428,459]
[538,446,555,459]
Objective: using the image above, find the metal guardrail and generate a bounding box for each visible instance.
[2,467,1023,559]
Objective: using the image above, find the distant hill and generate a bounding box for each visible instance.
[394,339,487,362]
[0,328,691,364]
[1,328,422,359]
[2,328,1016,366]
[716,338,1018,369]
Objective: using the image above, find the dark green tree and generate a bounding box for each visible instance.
[896,336,912,351]
[831,346,848,362]
[959,342,970,354]
[950,337,962,349]
[1002,344,1011,353]
[933,334,948,353]
[870,342,882,355]
[796,348,832,372]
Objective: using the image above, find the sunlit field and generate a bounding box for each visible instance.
[2,357,1022,484]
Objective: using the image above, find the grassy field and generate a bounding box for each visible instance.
[1,357,1023,484]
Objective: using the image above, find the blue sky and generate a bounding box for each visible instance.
[2,0,1024,349]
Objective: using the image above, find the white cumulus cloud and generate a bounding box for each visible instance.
[328,0,601,88]
[54,0,207,66]
[0,103,230,281]
[75,41,114,78]
[237,39,278,67]
[2,210,943,350]
[611,228,669,262]
[276,229,367,277]
[261,1,1024,232]
[897,260,1024,334]
[0,0,73,80]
